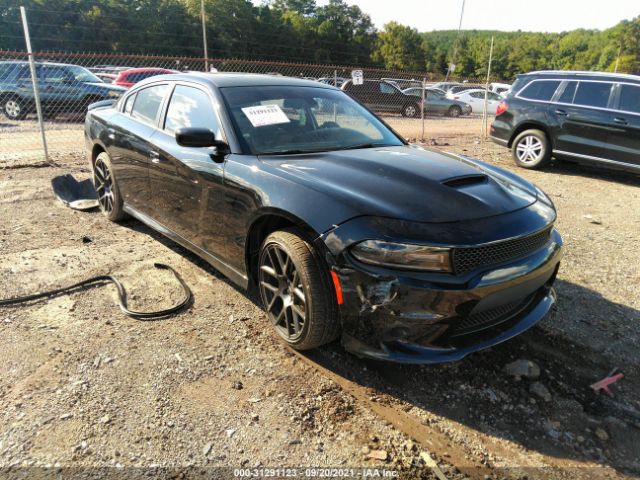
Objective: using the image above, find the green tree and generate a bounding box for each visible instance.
[373,22,424,70]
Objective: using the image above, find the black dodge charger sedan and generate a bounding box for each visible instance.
[85,73,563,363]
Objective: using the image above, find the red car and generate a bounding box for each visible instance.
[113,68,178,88]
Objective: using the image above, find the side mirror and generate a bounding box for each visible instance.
[175,128,227,150]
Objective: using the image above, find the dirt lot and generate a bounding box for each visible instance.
[1,117,640,479]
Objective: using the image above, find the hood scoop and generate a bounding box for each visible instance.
[441,174,488,188]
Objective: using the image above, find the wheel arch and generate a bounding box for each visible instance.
[508,121,552,148]
[245,209,323,287]
[90,142,107,168]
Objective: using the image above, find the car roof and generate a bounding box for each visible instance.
[519,70,640,83]
[119,67,177,75]
[137,72,339,90]
[0,60,80,68]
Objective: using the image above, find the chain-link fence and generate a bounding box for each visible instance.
[0,9,501,164]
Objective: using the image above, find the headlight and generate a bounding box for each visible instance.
[351,240,452,272]
[106,90,121,98]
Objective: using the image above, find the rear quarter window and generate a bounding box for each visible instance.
[618,84,640,114]
[130,84,169,126]
[518,80,561,101]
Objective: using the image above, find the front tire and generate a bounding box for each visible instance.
[258,229,340,350]
[2,96,28,120]
[93,152,126,221]
[511,129,551,169]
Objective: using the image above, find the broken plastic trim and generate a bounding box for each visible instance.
[51,174,99,211]
[0,263,192,320]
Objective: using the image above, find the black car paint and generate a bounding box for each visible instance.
[490,71,640,173]
[86,73,562,363]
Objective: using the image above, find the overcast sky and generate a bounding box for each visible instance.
[310,0,639,33]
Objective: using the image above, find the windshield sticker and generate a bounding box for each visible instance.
[241,104,290,127]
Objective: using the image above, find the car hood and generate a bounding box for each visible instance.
[259,145,539,223]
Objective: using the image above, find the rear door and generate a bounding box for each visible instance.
[547,80,617,159]
[109,83,170,212]
[344,81,376,110]
[149,83,229,256]
[608,83,640,167]
[426,90,448,114]
[377,82,406,113]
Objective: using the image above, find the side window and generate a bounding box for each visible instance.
[573,82,612,108]
[519,80,561,101]
[164,85,220,136]
[557,81,577,104]
[123,93,136,115]
[40,66,72,84]
[618,84,640,114]
[380,83,396,94]
[131,84,169,126]
[489,92,501,101]
[470,91,484,99]
[15,64,33,80]
[0,63,17,81]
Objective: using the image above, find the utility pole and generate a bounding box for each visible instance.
[201,0,209,72]
[445,0,466,82]
[20,6,50,164]
[614,44,622,73]
[483,36,494,139]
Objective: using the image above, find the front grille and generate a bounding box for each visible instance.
[452,227,552,275]
[451,293,535,336]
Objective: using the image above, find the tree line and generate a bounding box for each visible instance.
[0,0,638,80]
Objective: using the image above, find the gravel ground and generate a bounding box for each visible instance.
[1,119,640,480]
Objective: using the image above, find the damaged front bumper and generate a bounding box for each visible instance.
[325,222,563,364]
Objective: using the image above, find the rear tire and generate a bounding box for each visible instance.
[447,105,462,118]
[401,103,420,118]
[258,229,341,350]
[2,96,28,120]
[511,129,551,169]
[93,152,126,222]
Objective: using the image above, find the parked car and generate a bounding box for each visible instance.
[113,68,179,88]
[490,82,511,96]
[490,70,640,172]
[317,76,347,88]
[432,81,464,92]
[449,89,503,114]
[446,84,484,95]
[381,77,422,90]
[89,65,129,75]
[95,73,117,84]
[85,73,562,363]
[403,87,472,117]
[342,79,425,117]
[0,61,126,120]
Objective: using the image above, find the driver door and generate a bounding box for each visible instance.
[148,83,229,258]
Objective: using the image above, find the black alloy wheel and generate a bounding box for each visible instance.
[258,229,340,350]
[93,152,125,221]
[260,242,308,342]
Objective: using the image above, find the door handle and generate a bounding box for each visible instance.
[555,109,568,116]
[149,150,161,163]
[613,117,628,125]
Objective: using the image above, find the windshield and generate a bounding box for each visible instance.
[220,85,404,155]
[67,65,102,83]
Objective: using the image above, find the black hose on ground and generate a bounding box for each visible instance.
[0,263,191,320]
